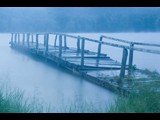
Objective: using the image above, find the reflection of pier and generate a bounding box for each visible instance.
[9,33,160,93]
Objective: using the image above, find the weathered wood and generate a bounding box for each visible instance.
[22,34,25,45]
[101,35,132,44]
[77,37,80,52]
[44,34,46,46]
[11,33,13,47]
[97,36,103,57]
[45,34,49,54]
[27,33,30,47]
[14,33,17,43]
[36,34,39,50]
[120,48,128,80]
[128,43,134,75]
[31,34,34,43]
[64,35,67,49]
[59,35,62,57]
[18,34,20,44]
[81,38,85,67]
[54,35,58,47]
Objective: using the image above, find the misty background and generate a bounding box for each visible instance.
[0,7,160,32]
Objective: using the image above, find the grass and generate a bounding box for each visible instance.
[0,69,160,113]
[108,71,160,113]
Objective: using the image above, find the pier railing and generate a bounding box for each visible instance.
[101,35,160,78]
[10,32,160,81]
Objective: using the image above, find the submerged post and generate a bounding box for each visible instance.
[31,34,34,44]
[45,34,49,55]
[77,36,80,52]
[22,34,25,45]
[27,33,30,47]
[36,34,38,50]
[44,34,46,47]
[11,33,13,47]
[128,43,134,76]
[81,38,85,67]
[64,35,67,49]
[18,33,20,44]
[97,36,103,57]
[59,35,62,57]
[14,33,17,43]
[119,48,128,80]
[54,35,57,47]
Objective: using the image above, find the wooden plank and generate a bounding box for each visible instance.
[101,35,132,44]
[128,43,134,75]
[119,48,128,80]
[133,42,160,47]
[81,38,85,67]
[59,35,62,57]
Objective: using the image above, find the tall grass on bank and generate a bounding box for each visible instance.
[108,81,160,113]
[0,87,45,113]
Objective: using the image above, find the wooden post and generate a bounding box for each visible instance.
[59,35,62,57]
[64,35,67,49]
[97,36,103,57]
[27,33,30,47]
[54,35,57,47]
[22,34,25,45]
[45,34,49,55]
[119,48,128,80]
[31,34,34,44]
[77,36,80,52]
[18,33,20,44]
[128,43,134,76]
[14,33,17,43]
[81,38,85,67]
[44,34,46,47]
[36,34,38,50]
[11,33,13,47]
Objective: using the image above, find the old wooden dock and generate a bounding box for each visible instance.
[9,33,160,93]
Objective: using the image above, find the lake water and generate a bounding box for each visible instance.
[0,33,160,112]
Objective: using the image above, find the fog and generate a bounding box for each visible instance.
[0,7,160,32]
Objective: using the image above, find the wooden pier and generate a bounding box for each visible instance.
[9,33,160,93]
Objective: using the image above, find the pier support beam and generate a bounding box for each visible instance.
[14,33,17,43]
[119,48,128,81]
[54,35,57,47]
[31,34,34,44]
[128,43,134,76]
[45,34,49,55]
[11,33,13,47]
[81,38,85,67]
[59,35,62,57]
[64,35,67,49]
[77,36,80,52]
[27,33,30,47]
[36,34,39,50]
[18,34,20,44]
[97,36,103,57]
[22,34,25,45]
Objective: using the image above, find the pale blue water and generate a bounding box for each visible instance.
[0,33,160,112]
